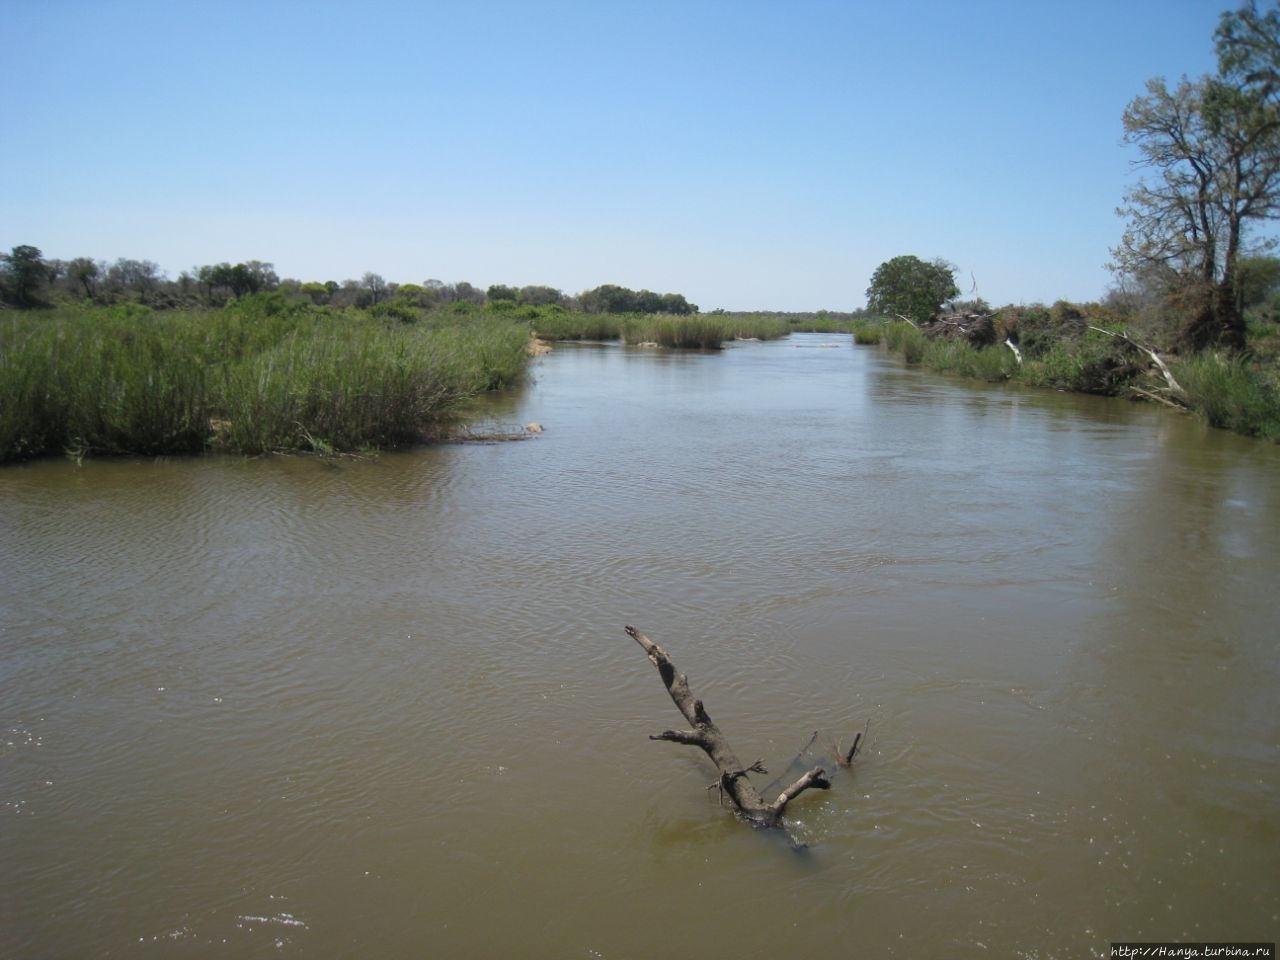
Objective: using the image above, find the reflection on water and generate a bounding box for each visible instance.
[2,334,1278,958]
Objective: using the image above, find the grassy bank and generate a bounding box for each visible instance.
[0,296,531,463]
[531,311,791,348]
[855,316,1280,442]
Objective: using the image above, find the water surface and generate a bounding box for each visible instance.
[3,335,1277,958]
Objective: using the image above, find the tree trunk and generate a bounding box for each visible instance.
[626,626,832,830]
[1214,276,1248,351]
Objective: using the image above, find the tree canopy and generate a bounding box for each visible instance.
[1112,0,1280,350]
[865,255,959,323]
[1,245,48,306]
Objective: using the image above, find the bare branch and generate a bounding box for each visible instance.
[626,625,830,830]
[1088,325,1184,392]
[768,768,832,819]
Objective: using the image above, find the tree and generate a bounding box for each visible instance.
[865,255,959,323]
[362,272,387,306]
[658,292,697,314]
[1112,2,1280,351]
[1,245,48,306]
[1234,253,1280,309]
[107,258,164,301]
[299,281,329,304]
[67,257,101,299]
[517,284,563,307]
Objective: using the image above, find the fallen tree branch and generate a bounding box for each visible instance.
[1128,386,1190,410]
[626,625,830,830]
[1087,326,1183,393]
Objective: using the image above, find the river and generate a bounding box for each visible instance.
[2,333,1277,958]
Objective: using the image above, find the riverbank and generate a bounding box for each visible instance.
[847,315,1280,443]
[0,296,531,463]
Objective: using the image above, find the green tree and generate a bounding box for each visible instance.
[1112,2,1280,350]
[1,245,48,306]
[659,292,697,314]
[865,255,959,323]
[299,281,329,304]
[67,257,101,299]
[517,284,563,306]
[1235,253,1280,310]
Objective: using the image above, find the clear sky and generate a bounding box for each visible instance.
[2,0,1229,311]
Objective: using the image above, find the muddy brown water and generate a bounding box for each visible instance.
[3,334,1278,958]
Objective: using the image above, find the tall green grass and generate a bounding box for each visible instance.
[850,321,882,345]
[881,321,927,363]
[724,314,792,340]
[922,339,1017,381]
[529,310,790,347]
[622,314,728,348]
[1174,353,1280,440]
[790,316,858,333]
[619,313,791,348]
[0,297,532,462]
[526,308,623,341]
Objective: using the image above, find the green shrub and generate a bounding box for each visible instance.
[368,300,421,323]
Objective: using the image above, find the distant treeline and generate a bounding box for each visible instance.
[0,245,697,315]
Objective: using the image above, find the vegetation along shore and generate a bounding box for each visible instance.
[4,6,1280,459]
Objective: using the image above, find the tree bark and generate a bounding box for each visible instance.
[625,625,831,830]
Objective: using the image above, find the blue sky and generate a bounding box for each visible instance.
[2,0,1227,310]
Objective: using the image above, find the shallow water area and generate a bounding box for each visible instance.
[3,334,1278,958]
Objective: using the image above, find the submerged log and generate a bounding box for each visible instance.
[626,625,834,830]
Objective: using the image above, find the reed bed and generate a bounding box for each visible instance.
[0,298,531,462]
[528,310,624,341]
[880,320,928,363]
[620,313,791,348]
[724,314,792,340]
[922,339,1018,382]
[851,322,883,345]
[1173,353,1280,440]
[863,313,1280,441]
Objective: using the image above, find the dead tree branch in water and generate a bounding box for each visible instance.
[625,625,833,830]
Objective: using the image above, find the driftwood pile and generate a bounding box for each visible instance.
[920,310,997,347]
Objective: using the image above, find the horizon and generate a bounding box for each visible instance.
[3,0,1228,312]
